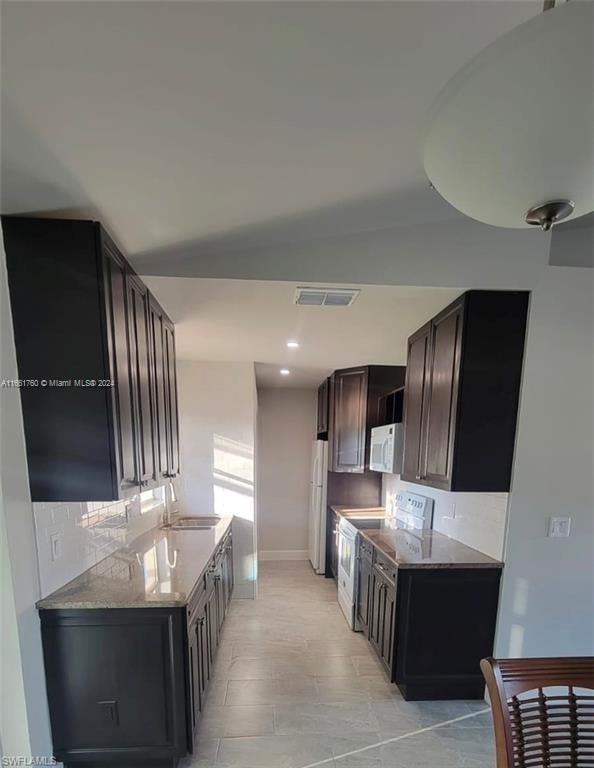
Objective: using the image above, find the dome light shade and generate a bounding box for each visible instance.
[423,1,594,230]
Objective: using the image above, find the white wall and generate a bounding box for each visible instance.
[177,360,257,598]
[0,478,31,759]
[382,475,508,561]
[495,267,594,657]
[257,387,317,560]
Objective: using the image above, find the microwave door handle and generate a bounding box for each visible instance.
[382,439,389,470]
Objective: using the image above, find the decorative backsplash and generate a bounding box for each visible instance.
[382,474,508,561]
[33,484,175,597]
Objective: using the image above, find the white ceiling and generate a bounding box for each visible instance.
[144,277,461,387]
[1,1,540,262]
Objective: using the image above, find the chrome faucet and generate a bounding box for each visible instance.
[162,482,178,528]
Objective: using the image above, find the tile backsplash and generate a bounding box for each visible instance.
[34,484,176,597]
[382,474,509,561]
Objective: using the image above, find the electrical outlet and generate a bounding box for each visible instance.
[50,532,63,561]
[548,516,571,538]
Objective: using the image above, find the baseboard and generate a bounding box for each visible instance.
[259,550,309,561]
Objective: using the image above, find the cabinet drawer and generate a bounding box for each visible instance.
[373,552,397,586]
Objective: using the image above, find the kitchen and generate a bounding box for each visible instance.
[0,216,532,766]
[1,2,592,768]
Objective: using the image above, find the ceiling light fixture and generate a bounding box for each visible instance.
[287,341,299,349]
[280,369,290,376]
[423,1,593,231]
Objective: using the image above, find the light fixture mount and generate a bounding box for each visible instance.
[525,200,574,231]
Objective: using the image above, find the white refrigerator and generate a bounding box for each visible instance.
[308,440,328,574]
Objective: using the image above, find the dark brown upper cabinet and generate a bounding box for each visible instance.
[128,274,157,489]
[2,216,180,501]
[316,377,330,436]
[402,291,529,492]
[329,365,406,473]
[148,296,179,483]
[163,317,181,478]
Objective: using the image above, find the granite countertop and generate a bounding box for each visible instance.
[36,516,233,610]
[331,505,502,570]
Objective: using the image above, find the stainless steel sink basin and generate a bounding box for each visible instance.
[162,515,222,531]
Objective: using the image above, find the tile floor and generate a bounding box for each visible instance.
[181,561,496,768]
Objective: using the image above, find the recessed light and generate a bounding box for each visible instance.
[287,341,299,348]
[280,369,290,376]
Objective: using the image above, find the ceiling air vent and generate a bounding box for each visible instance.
[294,287,360,307]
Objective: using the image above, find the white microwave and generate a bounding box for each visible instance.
[370,423,403,474]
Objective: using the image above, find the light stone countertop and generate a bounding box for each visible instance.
[331,505,502,570]
[36,515,233,610]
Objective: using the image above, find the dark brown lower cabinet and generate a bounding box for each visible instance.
[356,542,501,700]
[40,531,233,768]
[187,597,208,747]
[368,555,397,676]
[355,539,373,634]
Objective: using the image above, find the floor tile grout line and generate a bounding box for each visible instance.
[299,707,491,768]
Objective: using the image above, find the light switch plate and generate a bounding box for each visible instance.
[50,531,63,561]
[548,516,571,537]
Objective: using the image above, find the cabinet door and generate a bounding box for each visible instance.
[356,546,372,636]
[187,607,209,752]
[381,582,396,676]
[225,538,234,604]
[148,297,170,483]
[218,574,225,632]
[331,367,368,473]
[221,538,234,611]
[221,552,229,611]
[402,324,431,483]
[317,378,329,434]
[164,320,180,478]
[369,570,383,654]
[206,583,218,669]
[422,301,463,489]
[128,276,156,488]
[102,241,138,494]
[187,618,201,740]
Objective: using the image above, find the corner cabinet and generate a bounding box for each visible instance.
[329,365,406,473]
[402,291,528,492]
[2,216,180,501]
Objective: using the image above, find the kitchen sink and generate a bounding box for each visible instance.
[162,515,222,531]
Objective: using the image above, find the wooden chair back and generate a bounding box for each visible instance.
[481,657,594,767]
